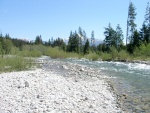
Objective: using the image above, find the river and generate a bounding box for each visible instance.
[49,58,150,113]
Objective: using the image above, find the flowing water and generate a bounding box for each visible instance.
[51,58,150,113]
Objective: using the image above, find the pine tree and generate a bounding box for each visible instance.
[143,2,150,43]
[67,31,79,53]
[103,24,124,52]
[115,24,124,50]
[144,2,150,25]
[78,26,83,53]
[133,30,140,47]
[126,2,137,45]
[104,23,116,51]
[91,30,95,46]
[82,30,87,43]
[35,35,42,45]
[84,39,90,54]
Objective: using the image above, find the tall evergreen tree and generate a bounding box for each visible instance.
[143,2,150,43]
[104,23,116,51]
[67,31,79,53]
[115,24,124,50]
[91,30,95,45]
[82,30,87,42]
[84,39,90,54]
[132,30,140,47]
[144,2,150,25]
[126,2,137,45]
[35,35,42,45]
[104,24,124,51]
[78,26,83,53]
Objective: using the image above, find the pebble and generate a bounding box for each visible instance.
[25,81,29,87]
[0,58,123,113]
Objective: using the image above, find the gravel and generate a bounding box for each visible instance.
[0,58,123,113]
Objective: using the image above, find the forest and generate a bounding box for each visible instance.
[0,2,150,71]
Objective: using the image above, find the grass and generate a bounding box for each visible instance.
[84,53,100,61]
[18,50,42,57]
[44,47,81,59]
[0,56,32,72]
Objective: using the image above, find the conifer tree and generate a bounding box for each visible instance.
[142,2,150,43]
[91,31,95,45]
[78,26,83,53]
[67,31,79,53]
[35,35,42,45]
[126,2,137,45]
[84,39,90,54]
[115,24,124,50]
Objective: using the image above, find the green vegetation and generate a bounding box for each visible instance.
[0,1,150,72]
[0,56,32,72]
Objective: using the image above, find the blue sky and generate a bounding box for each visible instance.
[0,0,149,42]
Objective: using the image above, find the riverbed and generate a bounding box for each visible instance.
[54,57,150,113]
[0,56,123,113]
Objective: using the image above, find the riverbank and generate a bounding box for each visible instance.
[0,58,123,113]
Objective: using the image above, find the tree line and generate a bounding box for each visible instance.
[0,1,150,59]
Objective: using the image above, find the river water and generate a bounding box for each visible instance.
[51,58,150,113]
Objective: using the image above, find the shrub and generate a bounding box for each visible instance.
[45,47,81,59]
[0,56,32,72]
[118,50,129,61]
[84,53,99,61]
[110,46,118,60]
[100,53,111,61]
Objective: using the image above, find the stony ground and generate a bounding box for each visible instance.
[0,58,123,113]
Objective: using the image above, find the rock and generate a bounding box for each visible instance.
[75,79,78,82]
[37,95,40,99]
[122,94,128,99]
[89,105,94,108]
[62,65,68,70]
[84,97,88,101]
[0,59,123,113]
[80,68,84,71]
[25,81,29,87]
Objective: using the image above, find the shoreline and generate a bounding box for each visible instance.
[0,58,124,113]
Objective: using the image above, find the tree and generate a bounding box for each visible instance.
[35,35,42,45]
[115,24,124,50]
[84,39,90,54]
[67,31,79,53]
[103,24,124,52]
[132,30,141,47]
[48,39,51,46]
[5,34,10,39]
[78,26,83,37]
[144,2,150,25]
[126,2,137,45]
[0,41,2,55]
[52,37,66,50]
[2,39,13,54]
[139,24,149,44]
[91,30,95,45]
[82,30,87,43]
[142,2,150,44]
[104,23,116,51]
[78,26,83,53]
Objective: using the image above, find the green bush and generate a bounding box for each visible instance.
[100,53,111,61]
[133,44,150,60]
[0,56,32,72]
[45,46,81,59]
[110,46,118,60]
[84,53,99,61]
[118,50,129,61]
